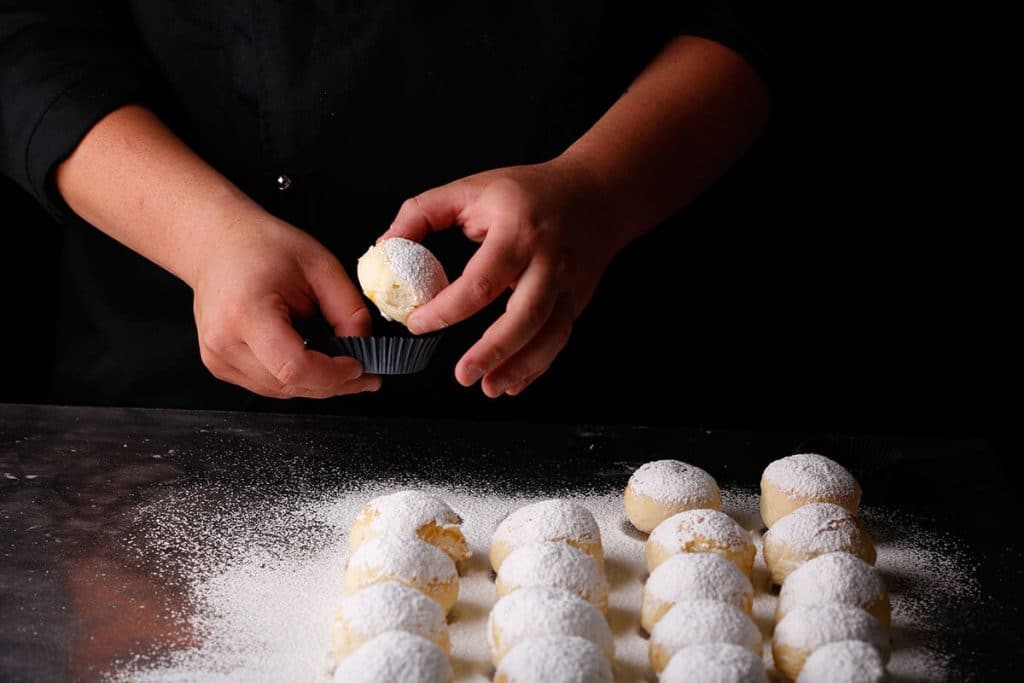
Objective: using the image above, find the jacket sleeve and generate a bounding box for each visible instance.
[0,1,151,220]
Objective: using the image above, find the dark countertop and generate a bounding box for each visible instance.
[1,403,1021,682]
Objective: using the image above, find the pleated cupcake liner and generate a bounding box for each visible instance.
[335,333,444,375]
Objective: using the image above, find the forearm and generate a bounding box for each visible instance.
[54,104,261,287]
[559,35,771,245]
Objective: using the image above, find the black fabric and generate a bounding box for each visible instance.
[0,1,780,416]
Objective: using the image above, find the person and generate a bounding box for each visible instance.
[0,3,776,417]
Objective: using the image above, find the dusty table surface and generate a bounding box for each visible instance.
[1,403,1020,682]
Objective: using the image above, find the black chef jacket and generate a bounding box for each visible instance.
[0,2,776,420]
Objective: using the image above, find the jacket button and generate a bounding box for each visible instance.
[276,174,293,191]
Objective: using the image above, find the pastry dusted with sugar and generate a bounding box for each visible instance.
[795,640,888,683]
[777,551,891,629]
[331,630,453,683]
[772,603,890,682]
[495,541,609,613]
[763,502,876,586]
[760,453,861,528]
[348,489,470,563]
[357,237,448,325]
[648,599,762,674]
[641,552,754,634]
[624,459,721,533]
[494,634,613,683]
[343,535,459,614]
[489,498,603,572]
[330,581,450,662]
[644,508,756,576]
[660,643,770,683]
[487,586,613,666]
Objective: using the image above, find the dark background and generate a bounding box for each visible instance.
[1,4,1018,444]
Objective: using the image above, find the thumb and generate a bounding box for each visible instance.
[306,255,373,338]
[381,180,474,243]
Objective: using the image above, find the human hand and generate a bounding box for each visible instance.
[190,207,381,398]
[380,159,626,397]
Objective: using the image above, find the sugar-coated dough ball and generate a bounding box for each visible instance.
[494,634,613,683]
[332,630,453,683]
[777,552,891,629]
[660,643,770,683]
[796,640,888,683]
[645,508,756,576]
[763,503,875,586]
[490,499,604,573]
[760,453,861,528]
[343,535,459,614]
[648,599,762,674]
[331,581,450,662]
[495,541,609,613]
[349,489,471,563]
[641,552,754,634]
[624,460,722,533]
[487,586,613,666]
[772,603,890,682]
[356,237,449,324]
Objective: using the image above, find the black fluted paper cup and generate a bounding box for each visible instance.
[335,333,444,375]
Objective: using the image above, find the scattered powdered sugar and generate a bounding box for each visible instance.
[627,460,720,505]
[649,508,753,552]
[107,480,978,683]
[379,237,448,300]
[644,553,753,609]
[762,453,861,499]
[494,634,613,683]
[796,640,887,683]
[659,643,768,683]
[363,489,462,535]
[487,586,613,661]
[491,498,600,550]
[347,534,457,584]
[773,603,889,654]
[334,581,447,648]
[778,552,888,620]
[650,599,762,656]
[331,630,452,683]
[495,541,608,609]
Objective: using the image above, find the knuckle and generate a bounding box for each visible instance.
[470,274,496,304]
[274,356,303,385]
[199,328,230,354]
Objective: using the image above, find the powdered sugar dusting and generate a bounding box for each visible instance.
[491,498,600,550]
[379,237,448,301]
[650,599,762,655]
[649,508,753,552]
[773,603,889,655]
[487,586,613,661]
[496,541,608,609]
[107,479,978,682]
[645,553,753,608]
[796,640,886,683]
[764,502,869,556]
[495,635,613,683]
[363,489,462,535]
[762,453,860,499]
[331,630,452,683]
[627,459,719,505]
[778,552,888,620]
[347,534,456,584]
[334,581,447,649]
[660,643,767,683]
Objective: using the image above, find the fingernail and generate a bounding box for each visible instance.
[407,316,425,335]
[463,364,485,385]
